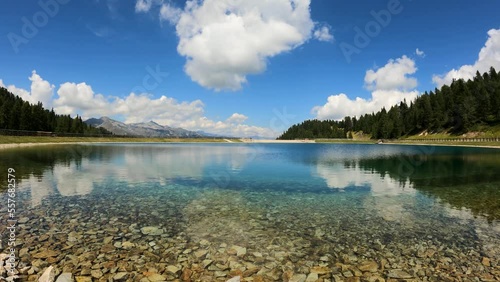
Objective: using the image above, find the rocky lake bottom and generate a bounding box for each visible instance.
[1,182,499,282]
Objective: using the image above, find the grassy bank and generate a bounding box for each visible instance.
[389,139,500,147]
[315,138,500,147]
[405,125,500,140]
[0,135,239,144]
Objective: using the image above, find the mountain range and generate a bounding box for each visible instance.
[84,117,211,138]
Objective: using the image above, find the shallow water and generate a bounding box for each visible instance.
[1,143,499,281]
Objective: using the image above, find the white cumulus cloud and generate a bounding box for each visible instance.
[226,113,248,124]
[0,71,54,108]
[364,55,417,91]
[159,3,182,25]
[312,55,419,120]
[137,0,316,91]
[1,71,276,138]
[415,48,425,58]
[313,25,334,42]
[135,0,154,12]
[433,28,500,87]
[312,90,419,121]
[54,82,109,115]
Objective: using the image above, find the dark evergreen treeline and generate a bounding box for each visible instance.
[0,87,110,135]
[277,119,347,139]
[278,67,500,140]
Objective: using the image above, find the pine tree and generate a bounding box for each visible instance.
[19,102,33,130]
[433,88,446,130]
[71,115,80,133]
[495,87,500,120]
[0,101,7,129]
[31,102,46,131]
[489,67,498,80]
[9,99,22,130]
[48,109,57,131]
[389,106,402,138]
[421,94,433,129]
[344,116,353,134]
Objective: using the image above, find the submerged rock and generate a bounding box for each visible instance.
[194,250,208,259]
[289,274,307,282]
[90,269,103,279]
[166,265,180,274]
[181,268,193,281]
[18,217,30,224]
[387,269,412,279]
[74,277,92,282]
[38,266,56,282]
[305,273,318,282]
[482,257,491,267]
[141,226,163,236]
[202,260,214,269]
[112,272,129,281]
[121,241,135,249]
[226,276,241,282]
[33,250,60,259]
[358,261,378,272]
[146,273,166,281]
[55,273,73,282]
[229,246,247,257]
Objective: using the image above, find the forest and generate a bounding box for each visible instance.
[278,67,500,140]
[0,87,110,135]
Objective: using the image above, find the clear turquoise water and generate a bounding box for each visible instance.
[1,143,499,280]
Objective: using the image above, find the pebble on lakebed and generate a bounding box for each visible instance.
[0,188,499,282]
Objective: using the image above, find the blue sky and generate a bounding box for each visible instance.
[0,0,499,137]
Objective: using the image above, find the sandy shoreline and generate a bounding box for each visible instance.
[0,142,130,150]
[0,142,85,150]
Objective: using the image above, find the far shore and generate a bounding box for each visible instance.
[1,136,499,150]
[262,139,500,149]
[0,136,238,150]
[0,138,316,150]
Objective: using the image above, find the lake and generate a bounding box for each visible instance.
[1,143,499,281]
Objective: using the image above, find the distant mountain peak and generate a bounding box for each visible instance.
[84,116,209,138]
